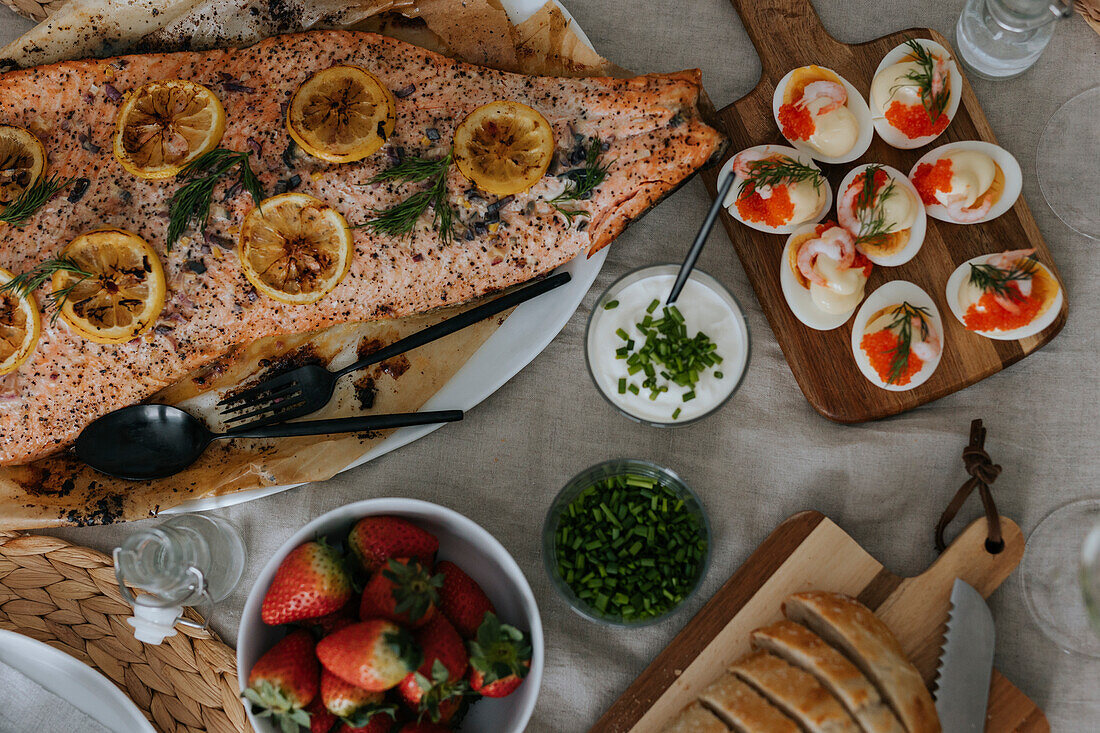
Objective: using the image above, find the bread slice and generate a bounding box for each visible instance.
[752,620,905,733]
[730,650,861,732]
[698,670,800,732]
[784,592,940,733]
[664,701,730,733]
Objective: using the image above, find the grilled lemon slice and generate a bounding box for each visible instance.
[239,193,352,305]
[0,267,41,374]
[0,125,45,206]
[454,100,554,196]
[287,65,396,163]
[52,229,167,344]
[113,79,226,180]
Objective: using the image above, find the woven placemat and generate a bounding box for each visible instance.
[0,531,247,733]
[3,0,64,23]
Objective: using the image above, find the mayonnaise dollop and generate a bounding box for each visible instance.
[804,97,858,158]
[879,183,918,233]
[871,62,925,115]
[937,150,996,208]
[808,255,867,314]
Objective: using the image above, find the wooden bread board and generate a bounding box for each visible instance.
[591,511,1048,732]
[700,0,1067,422]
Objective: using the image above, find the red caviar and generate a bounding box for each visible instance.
[778,102,815,141]
[885,100,949,139]
[736,184,795,227]
[911,158,953,206]
[963,285,1041,332]
[861,329,922,386]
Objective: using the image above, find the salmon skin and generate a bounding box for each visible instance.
[0,30,723,465]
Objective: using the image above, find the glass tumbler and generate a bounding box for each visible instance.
[955,0,1072,79]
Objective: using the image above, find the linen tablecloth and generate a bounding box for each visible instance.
[1,1,1097,730]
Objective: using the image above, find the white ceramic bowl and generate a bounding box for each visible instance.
[238,498,544,733]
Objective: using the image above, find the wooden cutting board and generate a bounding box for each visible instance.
[700,0,1068,422]
[591,511,1048,732]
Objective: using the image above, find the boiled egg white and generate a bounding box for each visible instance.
[771,66,874,164]
[909,141,1022,225]
[836,164,926,267]
[719,144,832,235]
[945,253,1064,340]
[851,280,943,391]
[781,222,868,330]
[870,38,962,149]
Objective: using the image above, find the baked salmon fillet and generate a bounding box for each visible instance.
[0,30,723,465]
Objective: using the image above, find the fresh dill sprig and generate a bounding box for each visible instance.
[852,165,898,247]
[361,148,456,244]
[550,139,609,223]
[737,156,823,198]
[969,255,1038,300]
[167,149,264,248]
[898,38,950,122]
[0,174,72,226]
[0,256,92,324]
[884,301,931,384]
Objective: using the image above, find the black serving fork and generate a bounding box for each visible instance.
[218,271,572,430]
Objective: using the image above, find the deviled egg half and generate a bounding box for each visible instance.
[909,141,1021,225]
[781,221,872,330]
[720,145,832,234]
[945,249,1063,340]
[870,38,962,149]
[836,163,926,267]
[772,65,873,164]
[851,280,943,391]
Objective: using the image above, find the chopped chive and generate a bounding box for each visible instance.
[618,378,626,394]
[551,471,708,624]
[603,299,619,310]
[672,407,682,419]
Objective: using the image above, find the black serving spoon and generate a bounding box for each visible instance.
[666,172,735,304]
[73,404,463,481]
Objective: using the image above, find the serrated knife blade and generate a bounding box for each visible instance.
[934,578,996,731]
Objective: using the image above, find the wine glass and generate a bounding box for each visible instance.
[1037,87,1100,241]
[1020,498,1100,656]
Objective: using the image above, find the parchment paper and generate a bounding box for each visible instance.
[0,0,616,528]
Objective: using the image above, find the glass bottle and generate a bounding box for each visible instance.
[113,513,245,644]
[955,0,1072,79]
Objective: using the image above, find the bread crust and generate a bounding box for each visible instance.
[784,592,940,733]
[752,620,905,733]
[730,650,860,732]
[699,671,799,733]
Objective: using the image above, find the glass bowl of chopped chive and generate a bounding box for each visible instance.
[542,458,711,626]
[585,264,750,427]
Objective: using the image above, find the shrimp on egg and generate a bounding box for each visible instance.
[771,66,873,164]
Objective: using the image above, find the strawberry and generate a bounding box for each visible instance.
[397,614,468,722]
[359,558,443,628]
[320,669,395,722]
[467,612,532,698]
[262,540,353,625]
[348,516,439,573]
[317,619,422,692]
[306,698,338,733]
[435,560,495,638]
[244,629,320,733]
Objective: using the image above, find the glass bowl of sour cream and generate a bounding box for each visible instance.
[585,264,750,427]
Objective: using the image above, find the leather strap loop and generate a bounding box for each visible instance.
[935,419,1004,553]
